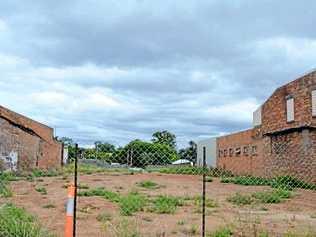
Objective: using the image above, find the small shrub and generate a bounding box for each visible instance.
[0,181,12,198]
[31,169,60,177]
[227,193,253,206]
[150,195,183,214]
[252,189,292,204]
[207,227,233,237]
[205,176,213,182]
[0,203,54,237]
[35,187,47,195]
[0,172,20,182]
[78,187,121,203]
[119,192,147,216]
[137,180,160,189]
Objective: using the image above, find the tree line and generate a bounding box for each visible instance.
[58,131,197,167]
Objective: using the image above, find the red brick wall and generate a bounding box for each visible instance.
[217,129,265,176]
[216,71,316,183]
[0,106,62,171]
[263,129,316,183]
[261,71,316,135]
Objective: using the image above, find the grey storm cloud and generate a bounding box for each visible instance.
[0,0,315,147]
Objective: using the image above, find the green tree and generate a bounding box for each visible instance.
[112,140,177,167]
[178,141,197,164]
[94,141,116,153]
[151,130,177,150]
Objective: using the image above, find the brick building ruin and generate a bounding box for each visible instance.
[216,70,316,183]
[197,71,316,183]
[0,105,63,171]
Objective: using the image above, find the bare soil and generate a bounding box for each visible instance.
[1,172,316,236]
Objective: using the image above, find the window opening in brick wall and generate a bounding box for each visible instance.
[312,90,316,116]
[286,97,294,122]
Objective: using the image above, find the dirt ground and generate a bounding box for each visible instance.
[1,172,316,237]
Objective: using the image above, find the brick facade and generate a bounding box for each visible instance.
[216,70,316,183]
[0,105,62,171]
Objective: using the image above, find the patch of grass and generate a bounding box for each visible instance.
[252,189,292,204]
[227,193,254,206]
[177,220,185,225]
[0,172,20,182]
[42,204,56,209]
[0,203,55,237]
[194,196,218,208]
[228,189,293,205]
[31,169,60,177]
[96,212,112,222]
[78,187,120,203]
[150,195,183,214]
[207,227,233,237]
[221,175,316,191]
[271,176,316,190]
[105,218,141,237]
[188,225,199,235]
[137,180,160,189]
[35,187,47,195]
[0,181,12,198]
[156,166,233,177]
[119,191,147,216]
[221,176,270,186]
[78,183,89,189]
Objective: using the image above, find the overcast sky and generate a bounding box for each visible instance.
[0,1,315,147]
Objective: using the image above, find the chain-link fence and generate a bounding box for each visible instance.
[74,137,316,237]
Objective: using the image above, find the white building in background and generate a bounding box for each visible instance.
[197,137,217,168]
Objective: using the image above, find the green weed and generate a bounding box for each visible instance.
[207,227,233,237]
[0,181,12,198]
[227,193,253,206]
[0,203,55,237]
[35,187,47,195]
[137,180,160,189]
[150,195,183,214]
[119,191,147,216]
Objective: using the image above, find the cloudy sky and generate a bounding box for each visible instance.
[0,1,315,147]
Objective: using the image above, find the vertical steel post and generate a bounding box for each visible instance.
[202,146,206,237]
[73,144,78,237]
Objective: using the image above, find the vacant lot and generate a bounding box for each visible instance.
[1,170,316,237]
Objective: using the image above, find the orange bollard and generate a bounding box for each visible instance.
[65,184,75,237]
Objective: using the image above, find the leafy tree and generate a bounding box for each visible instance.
[83,148,112,162]
[112,140,178,167]
[94,141,116,153]
[178,141,197,164]
[151,131,177,150]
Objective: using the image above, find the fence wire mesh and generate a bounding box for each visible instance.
[75,137,316,237]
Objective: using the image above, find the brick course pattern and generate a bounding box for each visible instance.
[217,70,316,183]
[0,105,62,171]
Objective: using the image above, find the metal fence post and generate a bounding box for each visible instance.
[202,146,206,237]
[73,144,78,237]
